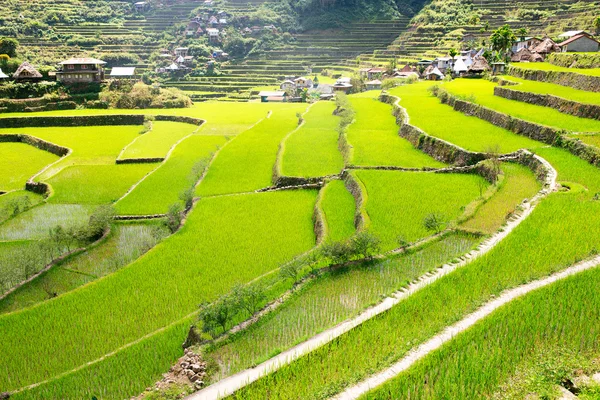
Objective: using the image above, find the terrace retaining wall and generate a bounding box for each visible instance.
[342,171,369,231]
[115,157,165,165]
[436,88,600,168]
[153,115,205,126]
[507,65,600,93]
[0,134,69,157]
[0,114,145,128]
[494,86,600,121]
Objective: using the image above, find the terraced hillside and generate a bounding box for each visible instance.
[363,0,600,66]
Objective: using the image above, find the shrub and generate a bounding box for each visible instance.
[165,203,184,233]
[350,231,381,259]
[423,212,447,234]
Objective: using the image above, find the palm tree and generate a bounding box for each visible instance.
[517,28,528,41]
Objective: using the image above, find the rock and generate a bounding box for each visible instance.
[0,393,9,400]
[181,362,189,369]
[194,382,204,390]
[191,363,202,373]
[557,386,577,399]
[186,369,195,379]
[573,375,593,388]
[190,374,200,382]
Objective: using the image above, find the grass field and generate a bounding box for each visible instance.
[0,143,59,191]
[47,164,156,204]
[501,76,600,105]
[389,83,542,153]
[0,190,317,394]
[354,170,486,250]
[345,96,445,168]
[118,121,198,160]
[229,150,600,399]
[320,180,356,242]
[364,266,600,399]
[512,62,600,77]
[116,135,228,215]
[197,106,306,196]
[569,133,600,149]
[444,79,600,133]
[461,163,541,234]
[280,101,345,178]
[0,240,53,294]
[0,204,93,241]
[0,221,169,314]
[0,191,44,224]
[205,233,480,384]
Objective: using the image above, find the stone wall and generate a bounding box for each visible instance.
[342,171,369,231]
[0,134,70,157]
[494,86,600,120]
[0,114,145,128]
[507,65,600,93]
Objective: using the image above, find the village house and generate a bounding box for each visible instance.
[175,47,189,57]
[468,56,490,75]
[280,80,296,91]
[435,56,453,71]
[365,79,382,91]
[559,33,600,52]
[511,37,542,53]
[294,77,313,89]
[12,61,43,81]
[491,62,506,75]
[424,65,444,81]
[531,37,561,58]
[452,57,469,76]
[333,77,353,93]
[258,91,287,103]
[56,58,106,83]
[207,28,220,43]
[134,1,149,12]
[511,47,543,63]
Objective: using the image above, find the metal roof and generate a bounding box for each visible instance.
[59,58,106,65]
[110,67,136,76]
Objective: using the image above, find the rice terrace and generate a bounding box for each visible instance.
[2,0,600,399]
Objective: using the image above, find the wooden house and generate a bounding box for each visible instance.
[12,61,43,81]
[56,58,106,83]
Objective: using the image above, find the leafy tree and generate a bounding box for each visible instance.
[423,213,447,234]
[517,27,529,41]
[0,37,19,58]
[350,231,381,259]
[280,258,303,283]
[87,205,114,239]
[490,24,517,59]
[199,294,239,335]
[179,188,195,210]
[232,284,266,316]
[320,240,353,264]
[594,16,600,35]
[165,203,184,233]
[396,235,410,251]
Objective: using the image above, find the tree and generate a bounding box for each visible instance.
[87,205,114,240]
[232,284,266,316]
[350,231,381,259]
[594,16,600,35]
[199,294,239,335]
[165,203,184,233]
[320,240,353,264]
[179,188,195,210]
[517,27,529,41]
[490,24,517,59]
[0,38,19,58]
[280,258,303,283]
[423,213,446,234]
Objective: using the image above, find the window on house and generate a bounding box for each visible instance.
[81,65,88,69]
[67,65,74,69]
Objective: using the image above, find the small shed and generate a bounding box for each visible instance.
[424,65,444,81]
[491,62,506,75]
[468,57,490,74]
[532,37,561,56]
[365,79,382,90]
[453,57,469,75]
[12,61,43,81]
[332,82,353,92]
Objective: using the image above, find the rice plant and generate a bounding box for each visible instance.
[0,143,59,191]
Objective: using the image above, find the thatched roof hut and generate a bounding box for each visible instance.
[532,37,561,55]
[468,56,490,73]
[12,61,42,80]
[511,47,533,62]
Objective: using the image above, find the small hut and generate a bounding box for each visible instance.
[468,57,490,75]
[12,61,43,81]
[453,57,469,76]
[424,65,444,81]
[531,37,561,57]
[511,47,533,63]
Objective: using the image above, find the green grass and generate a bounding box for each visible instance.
[0,240,53,294]
[346,96,445,168]
[197,106,306,196]
[0,143,59,191]
[501,76,600,105]
[0,190,317,394]
[512,62,600,77]
[0,191,44,224]
[11,317,192,400]
[444,79,600,133]
[229,151,600,400]
[0,204,93,240]
[205,233,480,384]
[47,164,156,204]
[461,163,541,234]
[569,133,600,149]
[118,121,198,160]
[355,170,486,250]
[116,135,228,215]
[320,180,356,242]
[280,101,345,178]
[0,221,169,314]
[389,82,542,153]
[364,267,600,399]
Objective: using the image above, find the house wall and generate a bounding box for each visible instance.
[57,73,99,83]
[564,37,600,52]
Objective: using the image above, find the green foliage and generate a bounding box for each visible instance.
[99,82,192,109]
[423,212,446,233]
[0,37,19,58]
[165,202,184,233]
[350,230,381,259]
[490,24,517,58]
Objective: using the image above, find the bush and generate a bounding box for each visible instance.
[423,212,447,234]
[350,231,381,259]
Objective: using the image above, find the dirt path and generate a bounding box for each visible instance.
[185,154,557,400]
[332,254,600,400]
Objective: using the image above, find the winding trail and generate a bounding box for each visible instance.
[332,254,600,399]
[185,153,557,400]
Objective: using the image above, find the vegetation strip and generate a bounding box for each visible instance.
[186,153,556,400]
[333,255,600,400]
